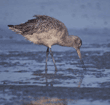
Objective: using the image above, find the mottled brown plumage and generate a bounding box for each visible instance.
[8,15,82,70]
[8,15,68,35]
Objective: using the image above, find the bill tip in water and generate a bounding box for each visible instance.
[76,49,82,59]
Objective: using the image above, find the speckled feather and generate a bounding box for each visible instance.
[12,15,68,36]
[8,15,82,55]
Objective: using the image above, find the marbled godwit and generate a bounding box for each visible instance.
[8,15,82,70]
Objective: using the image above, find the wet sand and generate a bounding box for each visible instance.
[0,29,110,105]
[0,85,110,105]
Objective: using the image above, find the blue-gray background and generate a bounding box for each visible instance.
[0,0,110,105]
[0,0,110,30]
[0,0,110,50]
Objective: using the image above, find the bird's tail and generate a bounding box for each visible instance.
[8,25,21,34]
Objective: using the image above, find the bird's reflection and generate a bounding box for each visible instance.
[78,59,87,87]
[44,59,86,88]
[45,67,57,87]
[24,97,68,105]
[24,60,87,105]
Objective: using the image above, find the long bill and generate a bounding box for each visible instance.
[76,48,82,59]
[76,48,86,71]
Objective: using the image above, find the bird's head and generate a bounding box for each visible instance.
[72,36,82,59]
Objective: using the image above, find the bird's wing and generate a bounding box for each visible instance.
[8,15,69,36]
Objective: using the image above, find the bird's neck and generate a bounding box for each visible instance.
[59,36,73,47]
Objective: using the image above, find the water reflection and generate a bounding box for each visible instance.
[45,68,57,87]
[78,59,86,87]
[25,97,68,105]
[33,59,86,88]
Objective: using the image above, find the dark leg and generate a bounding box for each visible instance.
[45,47,49,70]
[45,66,48,86]
[50,48,57,71]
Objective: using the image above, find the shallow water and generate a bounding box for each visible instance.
[0,30,110,105]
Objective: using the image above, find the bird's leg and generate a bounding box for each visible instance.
[45,47,49,70]
[50,48,57,71]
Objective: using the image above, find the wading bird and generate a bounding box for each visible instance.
[8,15,82,70]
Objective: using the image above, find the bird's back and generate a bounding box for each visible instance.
[8,15,69,47]
[9,15,68,36]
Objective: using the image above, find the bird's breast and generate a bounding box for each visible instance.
[24,29,66,47]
